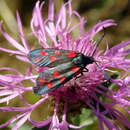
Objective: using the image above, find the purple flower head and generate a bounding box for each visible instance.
[0,0,130,129]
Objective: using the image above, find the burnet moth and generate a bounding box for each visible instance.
[28,31,105,95]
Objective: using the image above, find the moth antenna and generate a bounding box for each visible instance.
[93,28,111,80]
[93,27,110,81]
[92,27,106,57]
[95,61,111,80]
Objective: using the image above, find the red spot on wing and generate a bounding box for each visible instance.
[50,56,56,61]
[54,50,61,55]
[66,51,77,58]
[53,71,60,77]
[60,77,66,82]
[71,66,80,72]
[47,82,53,88]
[41,51,47,56]
[39,78,45,85]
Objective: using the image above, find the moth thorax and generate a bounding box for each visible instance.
[72,54,83,66]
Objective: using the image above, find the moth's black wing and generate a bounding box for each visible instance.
[28,48,79,68]
[34,62,82,95]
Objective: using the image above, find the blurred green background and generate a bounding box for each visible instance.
[0,0,130,130]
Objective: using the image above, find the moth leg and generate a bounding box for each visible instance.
[83,68,88,72]
[75,72,83,79]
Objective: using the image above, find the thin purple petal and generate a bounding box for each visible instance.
[12,113,30,130]
[30,1,49,47]
[0,106,31,112]
[0,23,27,54]
[48,0,54,21]
[16,12,30,52]
[28,118,52,128]
[106,40,130,56]
[0,47,25,55]
[85,19,117,39]
[0,113,27,128]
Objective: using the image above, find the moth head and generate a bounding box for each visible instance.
[83,55,95,66]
